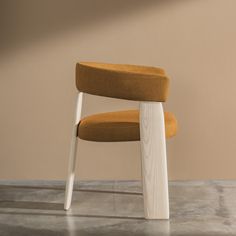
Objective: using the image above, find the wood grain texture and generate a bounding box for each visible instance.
[64,92,83,210]
[140,102,169,219]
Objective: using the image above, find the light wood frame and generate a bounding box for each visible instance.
[64,92,169,219]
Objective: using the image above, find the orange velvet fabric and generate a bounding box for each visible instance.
[76,62,169,102]
[78,110,177,142]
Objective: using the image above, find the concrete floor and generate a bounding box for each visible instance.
[0,180,236,235]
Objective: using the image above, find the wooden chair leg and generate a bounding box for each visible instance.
[64,92,83,210]
[64,132,78,210]
[140,102,169,219]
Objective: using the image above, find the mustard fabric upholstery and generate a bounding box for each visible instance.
[78,110,177,142]
[76,62,169,102]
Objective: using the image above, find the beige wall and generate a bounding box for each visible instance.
[1,0,236,180]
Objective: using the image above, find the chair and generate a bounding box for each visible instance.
[64,62,178,219]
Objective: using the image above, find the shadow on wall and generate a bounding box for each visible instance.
[0,0,188,55]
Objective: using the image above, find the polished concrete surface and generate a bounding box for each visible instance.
[0,180,236,235]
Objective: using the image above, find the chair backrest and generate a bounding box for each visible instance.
[76,62,170,102]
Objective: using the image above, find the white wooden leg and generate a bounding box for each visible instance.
[140,102,169,219]
[64,92,83,210]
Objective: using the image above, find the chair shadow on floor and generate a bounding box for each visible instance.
[0,185,144,220]
[0,200,63,211]
[0,203,144,220]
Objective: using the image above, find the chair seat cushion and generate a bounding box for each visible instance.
[78,110,177,142]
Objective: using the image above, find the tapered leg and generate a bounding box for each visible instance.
[140,102,169,219]
[64,92,83,210]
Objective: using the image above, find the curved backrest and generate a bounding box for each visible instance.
[76,62,170,102]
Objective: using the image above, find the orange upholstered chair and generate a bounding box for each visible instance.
[64,62,177,219]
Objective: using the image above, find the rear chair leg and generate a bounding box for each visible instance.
[64,92,83,210]
[140,102,169,219]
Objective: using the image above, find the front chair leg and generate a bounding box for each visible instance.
[64,92,83,210]
[140,102,169,219]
